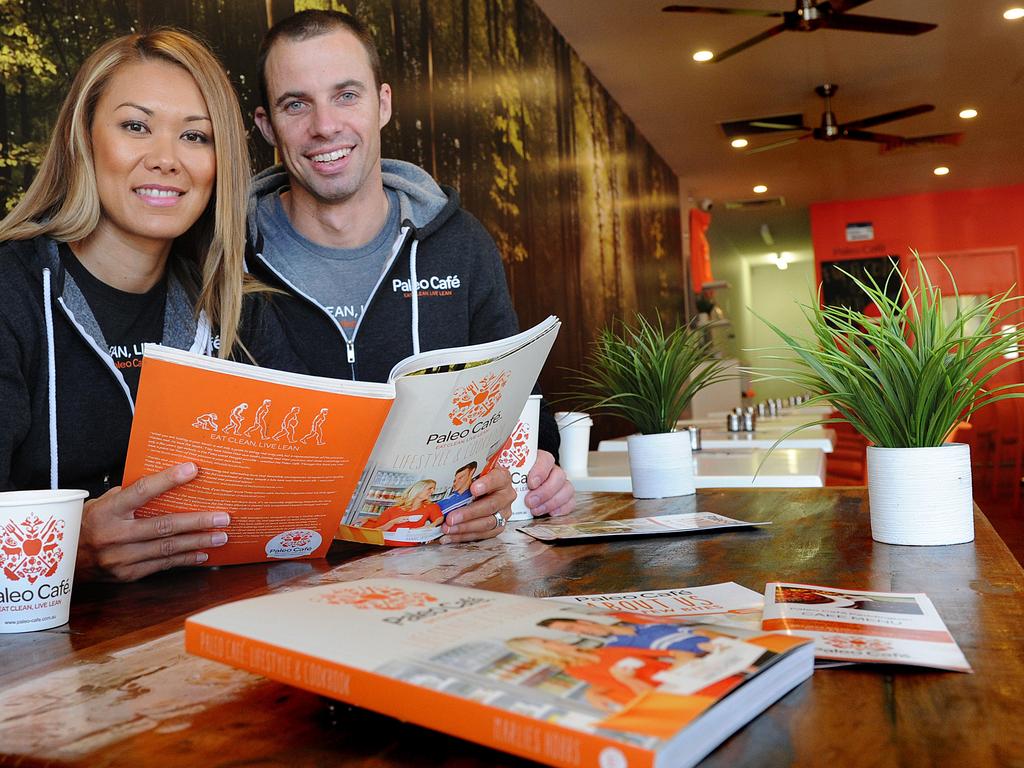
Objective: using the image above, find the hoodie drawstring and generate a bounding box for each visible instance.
[408,238,421,356]
[42,268,58,490]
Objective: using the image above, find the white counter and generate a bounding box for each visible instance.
[569,448,826,492]
[598,425,836,453]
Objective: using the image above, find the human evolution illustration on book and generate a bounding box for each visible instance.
[123,317,561,563]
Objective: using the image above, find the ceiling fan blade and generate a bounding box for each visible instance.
[749,119,811,131]
[840,104,934,131]
[712,24,787,62]
[841,129,905,144]
[721,113,808,137]
[824,0,875,11]
[745,134,811,154]
[661,5,783,17]
[878,132,965,154]
[823,13,937,36]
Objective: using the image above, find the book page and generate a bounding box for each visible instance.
[338,321,560,546]
[520,513,770,543]
[762,582,971,672]
[545,584,765,631]
[124,353,393,566]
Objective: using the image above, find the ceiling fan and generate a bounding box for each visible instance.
[662,0,937,62]
[720,85,964,154]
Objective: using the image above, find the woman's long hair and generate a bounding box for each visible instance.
[394,479,437,509]
[0,29,253,358]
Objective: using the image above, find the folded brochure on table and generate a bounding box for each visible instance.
[185,577,814,768]
[762,582,971,672]
[123,317,560,563]
[521,512,770,543]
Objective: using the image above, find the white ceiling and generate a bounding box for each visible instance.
[534,0,1024,254]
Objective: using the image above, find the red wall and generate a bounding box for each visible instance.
[810,184,1024,279]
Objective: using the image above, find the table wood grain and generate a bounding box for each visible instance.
[2,488,1022,768]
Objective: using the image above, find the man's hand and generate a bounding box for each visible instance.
[441,467,516,543]
[524,450,575,517]
[77,462,231,582]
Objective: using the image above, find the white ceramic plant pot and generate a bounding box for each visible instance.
[866,443,974,546]
[626,431,695,499]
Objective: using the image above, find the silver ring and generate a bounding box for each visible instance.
[493,511,506,529]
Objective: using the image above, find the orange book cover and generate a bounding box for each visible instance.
[185,578,815,768]
[123,347,394,566]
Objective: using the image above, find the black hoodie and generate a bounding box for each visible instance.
[246,159,560,457]
[0,236,298,498]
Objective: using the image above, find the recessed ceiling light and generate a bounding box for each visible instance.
[934,166,950,176]
[1004,7,1024,20]
[753,184,768,194]
[959,108,979,119]
[693,50,714,62]
[731,138,749,149]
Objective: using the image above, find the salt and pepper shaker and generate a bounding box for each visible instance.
[727,412,741,432]
[686,424,702,451]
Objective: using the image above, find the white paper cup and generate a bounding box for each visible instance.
[498,395,542,521]
[0,489,87,633]
[555,411,593,476]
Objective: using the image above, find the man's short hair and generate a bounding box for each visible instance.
[455,461,478,476]
[257,9,383,109]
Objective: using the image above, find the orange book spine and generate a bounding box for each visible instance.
[184,621,656,768]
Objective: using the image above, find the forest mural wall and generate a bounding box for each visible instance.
[1,0,685,420]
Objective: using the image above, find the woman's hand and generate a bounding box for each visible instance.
[524,450,575,517]
[441,467,516,543]
[76,462,230,582]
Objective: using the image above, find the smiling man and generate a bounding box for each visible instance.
[247,10,575,542]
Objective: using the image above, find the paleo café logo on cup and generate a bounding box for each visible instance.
[2,513,65,584]
[314,585,439,611]
[427,370,511,446]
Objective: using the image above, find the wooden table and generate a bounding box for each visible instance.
[570,448,826,491]
[2,488,1023,767]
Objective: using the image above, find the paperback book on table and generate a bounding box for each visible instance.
[123,317,559,563]
[185,578,815,768]
[762,582,972,672]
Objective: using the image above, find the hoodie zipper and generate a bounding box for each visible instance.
[251,226,413,378]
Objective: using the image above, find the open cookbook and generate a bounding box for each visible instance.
[186,578,815,768]
[123,317,559,564]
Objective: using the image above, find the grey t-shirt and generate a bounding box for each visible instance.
[256,188,401,339]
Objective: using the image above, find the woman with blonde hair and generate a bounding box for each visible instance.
[364,479,444,539]
[0,29,296,581]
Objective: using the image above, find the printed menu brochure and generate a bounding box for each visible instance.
[762,582,971,672]
[520,512,770,543]
[123,317,559,563]
[185,578,815,768]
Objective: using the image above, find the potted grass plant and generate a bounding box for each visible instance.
[570,313,734,498]
[757,254,1024,545]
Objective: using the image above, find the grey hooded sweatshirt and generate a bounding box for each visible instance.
[245,158,559,455]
